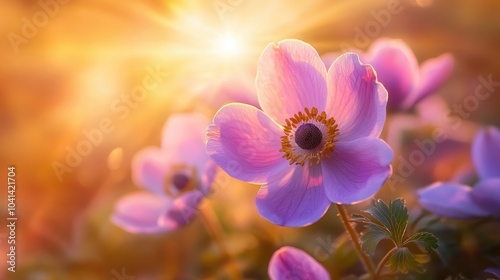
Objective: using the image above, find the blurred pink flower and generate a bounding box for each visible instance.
[198,74,259,109]
[323,38,454,111]
[111,113,216,233]
[418,126,500,218]
[268,246,330,280]
[206,39,393,226]
[485,267,500,278]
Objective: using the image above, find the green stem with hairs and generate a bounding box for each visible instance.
[336,204,376,278]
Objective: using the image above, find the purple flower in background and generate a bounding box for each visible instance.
[323,38,454,111]
[418,126,500,218]
[268,246,330,280]
[485,267,500,278]
[112,113,216,233]
[199,74,259,109]
[206,39,393,226]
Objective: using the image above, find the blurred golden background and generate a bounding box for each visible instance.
[1,0,500,279]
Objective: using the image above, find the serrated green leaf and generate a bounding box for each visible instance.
[388,247,424,274]
[365,199,409,245]
[360,223,391,255]
[352,212,392,255]
[351,199,411,255]
[404,232,439,253]
[428,225,459,268]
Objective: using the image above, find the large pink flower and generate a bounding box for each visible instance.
[206,39,393,226]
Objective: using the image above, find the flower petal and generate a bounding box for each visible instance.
[199,160,219,195]
[111,192,172,234]
[255,164,331,227]
[485,267,500,278]
[472,126,500,179]
[471,179,500,215]
[159,191,204,230]
[417,182,489,218]
[321,52,342,70]
[322,49,365,70]
[326,53,388,142]
[322,137,393,204]
[206,103,289,184]
[268,246,330,280]
[256,39,328,124]
[403,53,454,109]
[161,113,210,171]
[364,38,419,110]
[131,147,171,195]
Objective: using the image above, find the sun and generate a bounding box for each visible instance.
[214,33,242,56]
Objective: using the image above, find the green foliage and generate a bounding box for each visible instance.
[404,232,438,253]
[389,247,423,274]
[353,198,439,275]
[358,223,391,255]
[367,199,409,245]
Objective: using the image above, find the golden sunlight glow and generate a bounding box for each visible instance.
[155,0,346,82]
[34,0,353,114]
[213,33,244,58]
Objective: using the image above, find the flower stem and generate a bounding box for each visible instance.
[336,204,376,278]
[374,246,397,278]
[199,205,241,280]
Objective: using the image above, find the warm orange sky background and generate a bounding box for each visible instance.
[1,0,500,279]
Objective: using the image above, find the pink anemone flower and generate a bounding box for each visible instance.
[112,113,216,233]
[418,126,500,218]
[323,38,454,111]
[206,39,393,226]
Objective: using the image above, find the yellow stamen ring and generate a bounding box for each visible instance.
[280,107,339,166]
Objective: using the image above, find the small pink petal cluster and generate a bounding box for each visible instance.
[197,74,259,109]
[206,39,393,226]
[323,38,454,111]
[268,246,330,280]
[418,126,500,218]
[111,113,216,233]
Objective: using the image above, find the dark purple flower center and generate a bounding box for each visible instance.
[172,173,190,191]
[294,123,322,150]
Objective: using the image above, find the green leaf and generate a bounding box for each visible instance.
[388,247,424,274]
[404,232,439,253]
[419,220,457,267]
[352,199,409,255]
[365,199,409,245]
[360,223,391,255]
[352,199,440,275]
